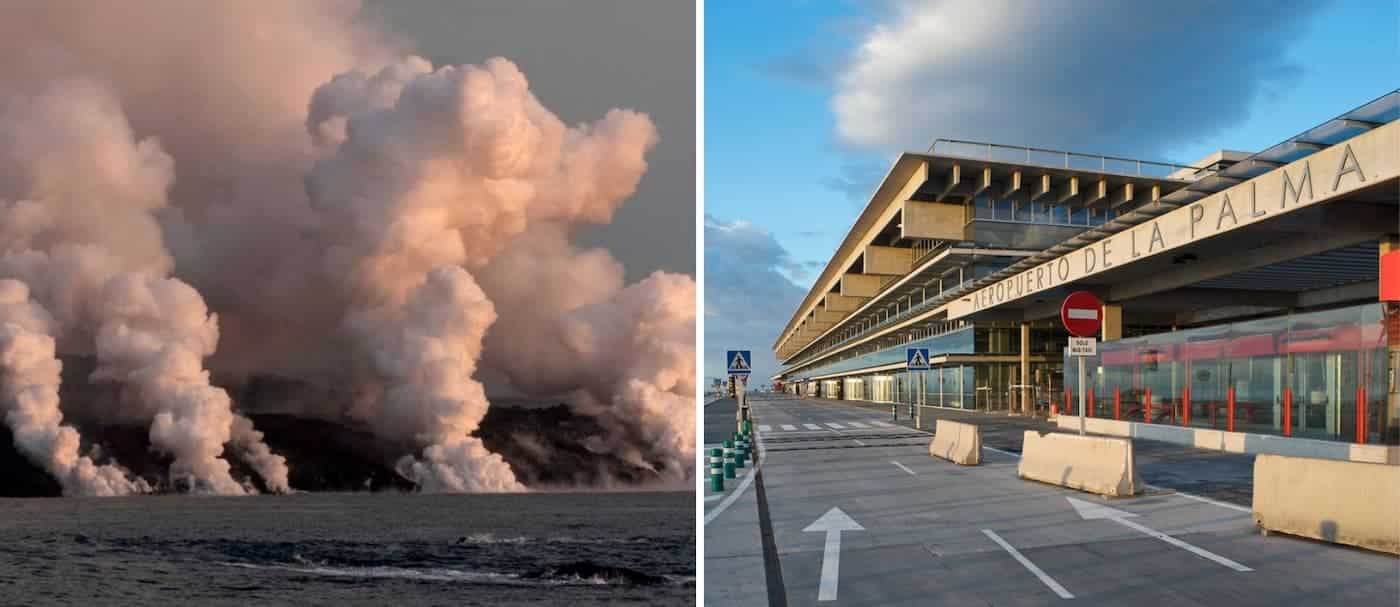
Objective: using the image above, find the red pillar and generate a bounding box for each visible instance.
[1283,387,1292,437]
[1182,387,1190,426]
[1357,387,1367,444]
[1087,388,1095,418]
[1113,388,1121,421]
[1143,387,1152,424]
[1227,387,1236,433]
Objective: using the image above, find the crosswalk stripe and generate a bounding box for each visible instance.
[871,421,893,427]
[759,425,772,432]
[804,424,822,430]
[847,421,869,428]
[826,422,845,429]
[781,424,797,431]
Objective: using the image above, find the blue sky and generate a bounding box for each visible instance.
[703,0,1399,384]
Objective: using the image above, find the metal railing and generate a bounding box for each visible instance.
[927,138,1201,180]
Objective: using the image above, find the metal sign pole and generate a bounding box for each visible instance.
[916,371,924,430]
[1078,355,1086,436]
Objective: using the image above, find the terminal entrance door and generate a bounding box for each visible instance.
[871,375,893,403]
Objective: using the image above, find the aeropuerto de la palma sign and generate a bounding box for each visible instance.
[949,121,1399,320]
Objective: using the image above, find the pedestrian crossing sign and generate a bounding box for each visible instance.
[727,350,752,375]
[906,348,930,371]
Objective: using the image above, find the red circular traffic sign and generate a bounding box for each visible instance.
[1060,291,1103,337]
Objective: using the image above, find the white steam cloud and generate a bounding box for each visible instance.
[0,1,693,494]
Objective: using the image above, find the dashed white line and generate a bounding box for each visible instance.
[982,529,1074,599]
[759,425,772,432]
[825,422,846,429]
[891,461,916,475]
[804,424,822,430]
[781,424,797,431]
[846,421,869,429]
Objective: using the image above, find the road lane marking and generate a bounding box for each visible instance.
[1067,497,1252,572]
[704,494,723,502]
[871,421,893,427]
[891,461,916,475]
[803,508,864,602]
[825,422,846,429]
[704,446,766,526]
[759,425,772,432]
[852,439,866,446]
[782,424,797,431]
[982,529,1074,599]
[1143,483,1252,514]
[983,446,1251,516]
[1115,517,1252,571]
[804,423,823,430]
[846,421,869,428]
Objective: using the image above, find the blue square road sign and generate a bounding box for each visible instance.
[727,350,752,375]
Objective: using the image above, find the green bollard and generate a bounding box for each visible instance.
[742,419,752,435]
[708,447,724,491]
[724,461,736,479]
[891,403,898,421]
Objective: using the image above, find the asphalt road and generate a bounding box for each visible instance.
[705,395,1400,606]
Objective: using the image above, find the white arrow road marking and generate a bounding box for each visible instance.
[804,423,823,430]
[1066,497,1252,572]
[982,529,1074,599]
[759,425,772,432]
[891,461,916,475]
[782,424,797,431]
[803,507,864,602]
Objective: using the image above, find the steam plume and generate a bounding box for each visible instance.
[0,1,692,494]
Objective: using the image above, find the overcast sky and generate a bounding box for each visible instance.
[364,0,695,282]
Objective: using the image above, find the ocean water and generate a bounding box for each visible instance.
[0,491,694,606]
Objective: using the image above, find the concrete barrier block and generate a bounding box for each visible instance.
[1253,454,1400,554]
[928,419,981,465]
[1018,431,1140,497]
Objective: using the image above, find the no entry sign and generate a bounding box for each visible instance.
[1060,291,1103,338]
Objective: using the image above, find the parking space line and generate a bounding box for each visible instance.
[981,529,1074,599]
[891,461,916,475]
[1113,518,1253,572]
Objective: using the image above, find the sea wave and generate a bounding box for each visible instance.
[221,559,685,587]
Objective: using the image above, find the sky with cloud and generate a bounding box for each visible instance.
[704,0,1398,384]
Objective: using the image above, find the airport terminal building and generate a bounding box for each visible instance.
[774,90,1400,447]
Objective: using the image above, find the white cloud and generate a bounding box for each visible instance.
[703,215,808,383]
[833,0,1320,158]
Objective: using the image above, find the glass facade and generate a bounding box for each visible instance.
[1063,303,1396,445]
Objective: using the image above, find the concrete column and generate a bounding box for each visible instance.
[1020,321,1031,415]
[1102,303,1122,341]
